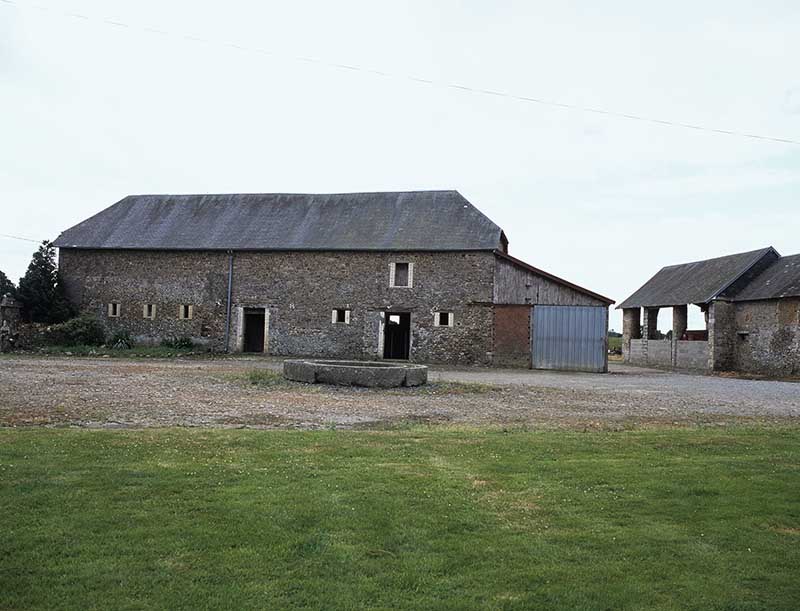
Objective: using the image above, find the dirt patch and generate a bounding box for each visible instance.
[0,356,798,429]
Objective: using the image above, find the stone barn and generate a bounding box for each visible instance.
[619,247,800,376]
[54,191,613,371]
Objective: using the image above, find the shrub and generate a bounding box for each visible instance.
[161,335,194,349]
[45,315,106,346]
[110,329,134,350]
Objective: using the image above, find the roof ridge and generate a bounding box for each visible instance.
[658,246,774,271]
[124,190,461,198]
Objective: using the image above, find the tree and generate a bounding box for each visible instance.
[0,269,15,299]
[16,241,74,323]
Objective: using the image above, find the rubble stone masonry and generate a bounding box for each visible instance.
[59,249,496,365]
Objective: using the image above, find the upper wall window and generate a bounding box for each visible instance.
[178,304,194,320]
[331,309,351,324]
[107,303,120,318]
[434,311,454,327]
[143,304,156,320]
[390,262,414,288]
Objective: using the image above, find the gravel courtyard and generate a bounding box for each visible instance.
[1,355,798,429]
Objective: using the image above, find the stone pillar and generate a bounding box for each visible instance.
[641,307,659,365]
[0,296,22,352]
[708,300,735,371]
[622,308,641,362]
[671,304,688,367]
[643,307,659,339]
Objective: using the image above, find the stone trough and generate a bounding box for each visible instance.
[283,359,428,388]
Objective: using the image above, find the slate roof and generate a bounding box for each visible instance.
[53,191,505,252]
[618,247,776,309]
[733,253,800,301]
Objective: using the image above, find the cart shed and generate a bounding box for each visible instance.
[492,253,614,372]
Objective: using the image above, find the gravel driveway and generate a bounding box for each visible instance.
[0,355,797,429]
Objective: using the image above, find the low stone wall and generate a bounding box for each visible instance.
[676,341,709,369]
[626,338,709,370]
[647,340,672,367]
[628,339,646,365]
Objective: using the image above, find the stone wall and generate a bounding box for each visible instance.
[59,249,496,365]
[59,249,228,347]
[676,341,709,369]
[647,340,672,367]
[733,298,800,376]
[621,307,641,360]
[628,339,646,364]
[626,337,708,370]
[708,300,736,370]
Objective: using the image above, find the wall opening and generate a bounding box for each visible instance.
[435,311,454,327]
[684,304,708,341]
[383,312,410,360]
[243,307,266,353]
[332,308,350,324]
[392,262,410,288]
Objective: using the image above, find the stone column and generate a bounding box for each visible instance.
[641,307,659,364]
[671,304,688,366]
[0,296,22,352]
[622,308,641,362]
[643,307,659,339]
[708,300,735,371]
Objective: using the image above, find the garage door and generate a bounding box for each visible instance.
[532,305,607,372]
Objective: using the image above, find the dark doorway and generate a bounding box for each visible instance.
[243,308,266,353]
[383,312,411,360]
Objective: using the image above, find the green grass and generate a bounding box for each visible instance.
[1,427,799,610]
[21,344,203,358]
[608,335,623,351]
[242,368,295,387]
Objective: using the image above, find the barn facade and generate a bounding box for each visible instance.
[619,247,800,376]
[54,191,613,371]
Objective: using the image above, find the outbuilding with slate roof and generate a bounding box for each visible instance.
[619,247,800,376]
[54,191,614,371]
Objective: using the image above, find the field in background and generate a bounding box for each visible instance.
[2,426,798,610]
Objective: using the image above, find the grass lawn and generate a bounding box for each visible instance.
[1,427,799,610]
[18,345,202,358]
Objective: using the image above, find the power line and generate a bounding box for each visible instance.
[3,0,798,146]
[0,233,41,244]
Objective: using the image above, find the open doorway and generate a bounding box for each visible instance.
[243,308,266,353]
[383,312,410,360]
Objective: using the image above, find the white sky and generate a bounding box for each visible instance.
[2,0,798,331]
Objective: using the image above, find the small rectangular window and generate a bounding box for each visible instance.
[143,304,156,319]
[331,308,351,324]
[390,262,414,288]
[179,304,193,320]
[434,312,454,327]
[107,303,120,318]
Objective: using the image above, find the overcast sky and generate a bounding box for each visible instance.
[2,1,798,330]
